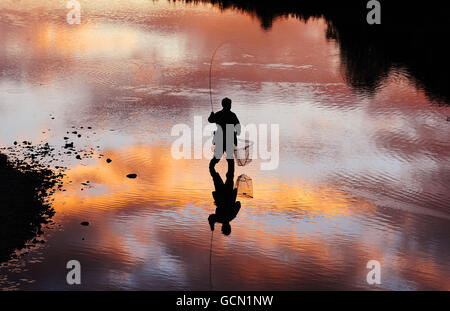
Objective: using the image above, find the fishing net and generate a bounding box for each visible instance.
[236,174,253,198]
[234,139,253,167]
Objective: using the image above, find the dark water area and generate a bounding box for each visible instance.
[0,0,449,290]
[183,0,450,104]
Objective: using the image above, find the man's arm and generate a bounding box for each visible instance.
[234,114,241,135]
[208,112,215,123]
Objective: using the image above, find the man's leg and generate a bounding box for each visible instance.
[226,159,235,179]
[209,157,220,172]
[210,158,225,199]
[210,141,225,171]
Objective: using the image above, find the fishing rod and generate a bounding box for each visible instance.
[209,230,214,290]
[209,41,232,113]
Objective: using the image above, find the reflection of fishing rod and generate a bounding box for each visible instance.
[209,230,214,290]
[209,41,232,112]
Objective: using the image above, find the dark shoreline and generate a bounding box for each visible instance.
[0,151,62,262]
[180,0,450,104]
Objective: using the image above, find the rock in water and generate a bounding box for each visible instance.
[81,222,89,226]
[126,174,137,179]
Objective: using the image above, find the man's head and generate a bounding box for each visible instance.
[221,97,232,110]
[221,222,231,236]
[208,214,216,231]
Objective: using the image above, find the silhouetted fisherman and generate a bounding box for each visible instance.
[208,159,241,236]
[208,97,241,170]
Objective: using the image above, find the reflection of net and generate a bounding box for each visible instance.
[236,174,253,198]
[234,139,253,167]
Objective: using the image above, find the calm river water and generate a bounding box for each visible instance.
[0,0,449,290]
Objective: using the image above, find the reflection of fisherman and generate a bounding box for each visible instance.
[208,97,241,170]
[208,160,241,236]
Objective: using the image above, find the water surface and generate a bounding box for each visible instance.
[0,0,449,290]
